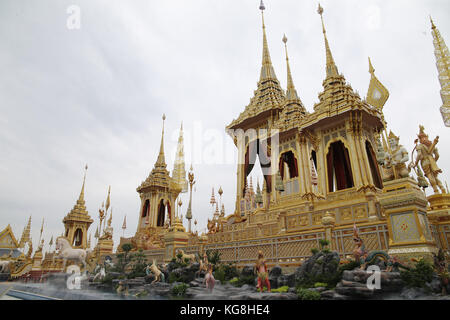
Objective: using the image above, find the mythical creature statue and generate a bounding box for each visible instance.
[177,249,196,264]
[433,248,449,295]
[207,219,218,234]
[0,260,11,273]
[254,251,270,292]
[353,225,409,271]
[381,131,410,181]
[26,240,33,259]
[203,264,215,292]
[196,252,209,277]
[92,264,106,282]
[410,125,446,193]
[116,280,129,297]
[352,224,368,269]
[144,259,165,284]
[54,236,88,272]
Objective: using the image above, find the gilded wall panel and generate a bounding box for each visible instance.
[391,212,420,243]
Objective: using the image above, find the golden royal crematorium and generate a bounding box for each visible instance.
[2,4,449,279]
[116,4,450,269]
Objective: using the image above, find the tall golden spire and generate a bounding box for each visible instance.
[430,16,450,127]
[79,164,88,202]
[155,114,167,168]
[276,34,306,129]
[19,216,32,248]
[282,34,300,101]
[172,122,188,192]
[259,0,277,81]
[317,3,339,78]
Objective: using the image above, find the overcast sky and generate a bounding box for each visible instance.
[0,0,449,253]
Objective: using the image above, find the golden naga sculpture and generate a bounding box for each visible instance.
[409,125,446,194]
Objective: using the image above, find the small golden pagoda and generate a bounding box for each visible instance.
[62,165,94,249]
[120,115,187,254]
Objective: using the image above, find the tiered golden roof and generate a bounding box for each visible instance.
[275,34,307,131]
[63,168,93,225]
[137,115,180,193]
[227,3,285,130]
[305,4,383,129]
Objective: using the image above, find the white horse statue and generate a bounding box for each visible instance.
[0,260,11,273]
[55,237,88,272]
[92,264,106,282]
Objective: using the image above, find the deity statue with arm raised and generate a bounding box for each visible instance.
[410,125,445,193]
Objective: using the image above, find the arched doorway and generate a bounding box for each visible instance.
[73,228,83,247]
[365,141,383,189]
[326,140,354,192]
[157,199,165,227]
[244,138,272,195]
[142,199,150,218]
[278,151,299,180]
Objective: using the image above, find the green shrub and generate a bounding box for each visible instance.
[176,252,183,261]
[229,277,239,286]
[319,239,330,249]
[168,272,181,283]
[297,288,321,300]
[214,264,239,282]
[171,283,189,296]
[311,248,319,255]
[127,249,147,279]
[271,286,289,293]
[322,248,330,254]
[238,274,256,286]
[400,259,434,289]
[339,260,360,272]
[314,282,327,288]
[206,250,222,266]
[214,268,226,283]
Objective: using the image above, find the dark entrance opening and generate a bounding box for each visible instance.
[326,141,354,192]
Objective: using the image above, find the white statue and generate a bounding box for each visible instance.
[0,260,11,273]
[382,131,410,180]
[92,264,106,282]
[54,237,88,272]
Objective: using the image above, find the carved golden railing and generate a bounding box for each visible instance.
[332,223,389,258]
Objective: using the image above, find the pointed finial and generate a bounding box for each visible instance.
[258,0,277,81]
[122,215,127,230]
[368,57,375,74]
[155,114,167,168]
[430,15,436,29]
[317,3,324,16]
[259,0,265,11]
[317,3,338,78]
[282,34,287,44]
[79,164,88,201]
